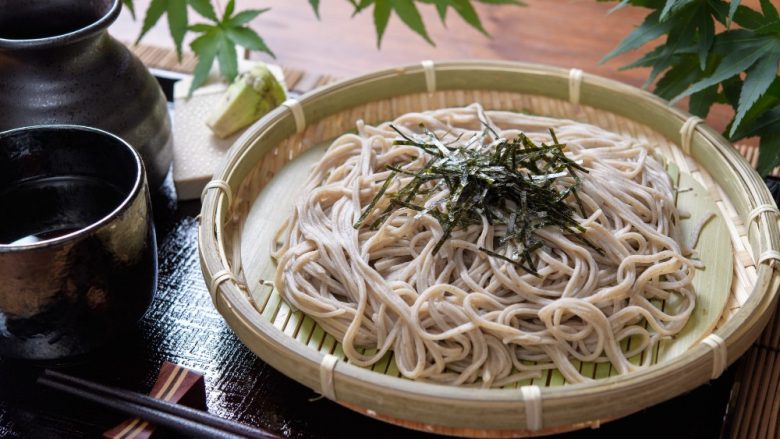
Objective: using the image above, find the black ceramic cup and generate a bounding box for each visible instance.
[0,125,157,360]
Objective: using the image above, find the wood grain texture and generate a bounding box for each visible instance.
[102,362,206,439]
[113,0,761,138]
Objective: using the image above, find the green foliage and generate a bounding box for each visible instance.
[309,0,321,18]
[351,0,525,46]
[125,0,522,93]
[129,0,273,94]
[603,0,780,175]
[187,1,273,94]
[124,0,778,175]
[122,0,136,19]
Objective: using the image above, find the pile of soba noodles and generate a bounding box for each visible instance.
[272,104,697,386]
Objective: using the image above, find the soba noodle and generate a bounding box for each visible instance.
[273,104,696,386]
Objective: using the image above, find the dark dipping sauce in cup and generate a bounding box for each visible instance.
[0,175,125,246]
[0,125,157,361]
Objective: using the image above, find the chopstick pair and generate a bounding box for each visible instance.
[38,369,277,439]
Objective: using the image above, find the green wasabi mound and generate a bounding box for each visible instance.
[207,63,286,138]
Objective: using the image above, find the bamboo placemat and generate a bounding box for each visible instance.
[128,42,319,95]
[129,42,199,73]
[730,316,780,439]
[128,42,780,439]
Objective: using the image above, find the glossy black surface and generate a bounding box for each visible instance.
[0,201,737,438]
[0,0,173,191]
[765,176,780,204]
[0,127,135,246]
[0,126,157,360]
[0,3,104,41]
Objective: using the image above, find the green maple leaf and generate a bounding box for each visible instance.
[133,0,524,93]
[730,48,780,137]
[670,36,779,104]
[187,0,273,95]
[188,0,218,21]
[756,133,780,176]
[420,0,523,34]
[393,0,434,45]
[370,0,432,48]
[122,0,136,19]
[136,0,188,59]
[607,0,780,175]
[309,0,321,18]
[373,0,392,47]
[361,0,522,48]
[729,79,780,140]
[601,10,675,63]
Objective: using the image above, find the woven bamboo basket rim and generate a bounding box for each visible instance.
[199,60,780,435]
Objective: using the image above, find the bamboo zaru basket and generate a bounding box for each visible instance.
[198,61,780,436]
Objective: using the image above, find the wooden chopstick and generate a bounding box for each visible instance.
[39,370,277,439]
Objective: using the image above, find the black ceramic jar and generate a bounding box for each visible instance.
[0,125,157,360]
[0,0,173,192]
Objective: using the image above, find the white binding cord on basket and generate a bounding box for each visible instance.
[758,250,780,267]
[747,203,779,226]
[209,269,236,305]
[520,385,542,431]
[201,179,233,210]
[745,203,780,267]
[568,68,583,106]
[282,98,306,134]
[701,334,727,380]
[319,354,339,401]
[421,60,436,94]
[679,116,703,155]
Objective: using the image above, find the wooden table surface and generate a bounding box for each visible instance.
[112,0,755,135]
[115,0,652,80]
[0,2,761,438]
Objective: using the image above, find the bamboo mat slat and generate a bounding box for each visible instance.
[127,42,199,73]
[128,43,780,438]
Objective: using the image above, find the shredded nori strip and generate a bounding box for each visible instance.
[354,124,599,276]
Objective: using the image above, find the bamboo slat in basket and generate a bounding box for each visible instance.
[235,119,734,388]
[123,43,780,436]
[199,61,780,436]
